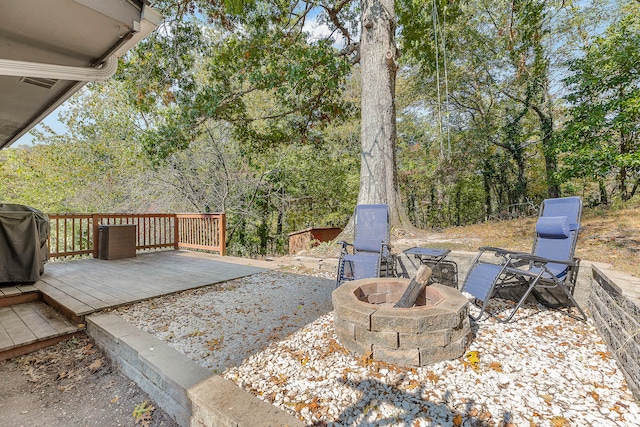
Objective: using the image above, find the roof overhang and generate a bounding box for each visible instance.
[0,0,162,149]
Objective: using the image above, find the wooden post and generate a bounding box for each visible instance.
[219,213,226,256]
[394,265,432,308]
[92,214,100,258]
[173,214,179,250]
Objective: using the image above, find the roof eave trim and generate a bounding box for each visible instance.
[0,55,118,82]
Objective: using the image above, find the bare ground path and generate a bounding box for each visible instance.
[0,334,178,427]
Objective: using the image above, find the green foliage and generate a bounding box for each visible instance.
[561,4,640,202]
[132,400,155,426]
[120,1,354,163]
[4,0,638,256]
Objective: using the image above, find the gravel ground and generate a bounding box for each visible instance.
[114,269,640,427]
[114,268,335,373]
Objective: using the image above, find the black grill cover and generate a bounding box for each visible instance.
[0,204,49,283]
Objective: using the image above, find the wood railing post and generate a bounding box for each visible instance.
[174,214,179,250]
[220,213,226,256]
[92,214,100,258]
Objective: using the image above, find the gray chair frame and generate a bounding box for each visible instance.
[336,204,395,286]
[460,196,587,322]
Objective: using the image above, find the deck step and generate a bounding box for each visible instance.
[0,301,82,361]
[0,284,41,308]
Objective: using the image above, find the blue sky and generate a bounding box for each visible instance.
[15,112,68,146]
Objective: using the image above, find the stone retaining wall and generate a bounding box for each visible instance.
[87,312,303,427]
[589,267,640,399]
[87,313,210,427]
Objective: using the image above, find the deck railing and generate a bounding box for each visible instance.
[47,213,225,259]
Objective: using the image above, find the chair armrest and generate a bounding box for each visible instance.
[478,246,527,257]
[509,253,577,267]
[336,240,352,255]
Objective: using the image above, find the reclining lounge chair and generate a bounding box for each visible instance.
[336,204,395,286]
[460,196,587,322]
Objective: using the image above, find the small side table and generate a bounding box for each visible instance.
[403,247,459,289]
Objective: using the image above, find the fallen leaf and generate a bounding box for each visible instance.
[26,367,40,383]
[426,371,441,383]
[550,416,569,427]
[488,362,503,372]
[62,370,75,379]
[59,383,75,392]
[453,413,463,426]
[88,358,103,371]
[464,351,480,371]
[405,379,421,391]
[82,343,95,355]
[360,351,374,366]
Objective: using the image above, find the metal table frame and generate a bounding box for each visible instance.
[403,247,459,289]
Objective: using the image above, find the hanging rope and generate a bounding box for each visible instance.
[442,6,452,158]
[431,0,452,160]
[432,0,444,158]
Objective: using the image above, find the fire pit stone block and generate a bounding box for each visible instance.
[332,278,471,367]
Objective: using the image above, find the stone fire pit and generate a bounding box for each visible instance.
[332,278,472,367]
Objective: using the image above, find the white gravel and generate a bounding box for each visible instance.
[114,269,640,427]
[114,268,334,372]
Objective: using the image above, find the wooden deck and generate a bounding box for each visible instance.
[0,250,269,359]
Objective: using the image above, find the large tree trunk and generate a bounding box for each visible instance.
[532,97,560,199]
[358,0,412,229]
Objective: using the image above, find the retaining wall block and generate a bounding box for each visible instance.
[589,269,640,400]
[419,330,472,367]
[399,329,450,349]
[355,324,399,349]
[333,315,356,341]
[372,345,421,367]
[340,334,374,357]
[332,291,376,330]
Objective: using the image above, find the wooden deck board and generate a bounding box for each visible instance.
[41,275,125,307]
[27,302,77,335]
[12,304,58,339]
[0,320,12,348]
[36,251,267,319]
[0,287,22,297]
[0,306,36,346]
[37,278,109,311]
[33,282,95,315]
[0,302,80,356]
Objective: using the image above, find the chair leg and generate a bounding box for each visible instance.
[496,283,539,323]
[336,257,344,287]
[557,281,588,321]
[501,278,588,323]
[469,298,492,322]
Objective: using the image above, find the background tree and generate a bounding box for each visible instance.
[561,4,640,203]
[4,0,639,257]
